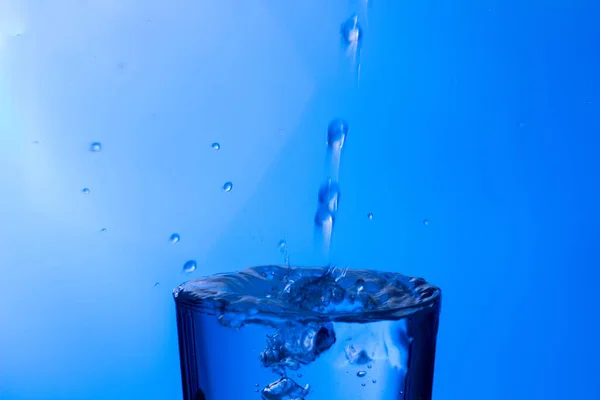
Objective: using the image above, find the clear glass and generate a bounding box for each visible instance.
[173,266,441,400]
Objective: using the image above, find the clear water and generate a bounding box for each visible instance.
[174,265,440,400]
[174,11,441,399]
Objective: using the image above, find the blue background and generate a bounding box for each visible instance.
[1,0,599,399]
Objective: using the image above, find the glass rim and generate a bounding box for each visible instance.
[173,265,441,324]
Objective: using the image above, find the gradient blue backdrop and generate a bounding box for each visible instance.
[1,1,599,399]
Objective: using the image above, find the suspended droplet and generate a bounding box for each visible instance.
[315,207,334,227]
[278,240,286,250]
[169,233,181,244]
[367,212,373,220]
[223,182,233,192]
[90,142,102,152]
[318,180,341,213]
[100,228,107,232]
[183,260,197,273]
[357,371,367,377]
[82,188,90,194]
[340,15,363,45]
[372,380,377,384]
[423,219,429,226]
[327,119,349,149]
[361,383,366,387]
[212,142,220,150]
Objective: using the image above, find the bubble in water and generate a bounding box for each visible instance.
[183,260,197,273]
[340,15,363,45]
[212,142,220,150]
[170,233,181,244]
[223,182,233,192]
[367,213,373,220]
[261,377,309,400]
[318,180,341,213]
[261,323,336,371]
[346,345,373,365]
[82,188,90,194]
[357,371,367,377]
[90,142,102,152]
[327,119,349,149]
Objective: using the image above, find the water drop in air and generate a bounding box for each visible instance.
[357,371,367,377]
[223,182,233,192]
[278,240,286,250]
[82,188,90,194]
[183,260,197,273]
[327,119,349,149]
[423,219,429,226]
[315,207,334,226]
[170,233,181,244]
[340,15,363,45]
[212,142,220,150]
[361,383,366,387]
[90,142,102,152]
[367,212,373,220]
[318,180,341,213]
[100,228,107,232]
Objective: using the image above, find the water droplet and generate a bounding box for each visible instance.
[372,379,376,384]
[367,364,372,369]
[318,180,341,213]
[357,371,367,377]
[82,188,90,194]
[340,15,363,45]
[153,282,160,287]
[423,219,429,226]
[170,233,181,244]
[297,373,302,378]
[183,260,197,273]
[367,212,373,220]
[255,384,259,387]
[327,119,349,149]
[212,142,220,150]
[314,207,334,226]
[223,182,233,192]
[361,383,366,387]
[100,228,107,232]
[32,140,39,144]
[278,240,286,250]
[90,142,102,152]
